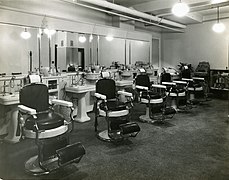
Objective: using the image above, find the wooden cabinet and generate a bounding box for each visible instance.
[210,69,229,98]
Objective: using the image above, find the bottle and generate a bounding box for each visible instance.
[50,61,56,76]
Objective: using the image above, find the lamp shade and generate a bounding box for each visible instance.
[212,22,225,33]
[105,35,114,41]
[44,28,56,37]
[79,34,86,43]
[172,2,190,17]
[20,29,31,39]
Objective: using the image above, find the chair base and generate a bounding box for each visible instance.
[97,130,123,142]
[25,155,50,176]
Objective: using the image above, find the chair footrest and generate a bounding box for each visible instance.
[119,122,140,137]
[163,107,176,115]
[56,142,85,167]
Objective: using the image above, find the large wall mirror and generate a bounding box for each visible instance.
[0,24,153,75]
[0,24,38,74]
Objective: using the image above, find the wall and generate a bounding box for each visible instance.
[162,19,229,70]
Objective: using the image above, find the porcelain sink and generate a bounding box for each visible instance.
[0,93,19,105]
[116,80,133,87]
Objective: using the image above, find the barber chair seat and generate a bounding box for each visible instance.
[18,83,85,175]
[94,78,140,142]
[135,74,176,124]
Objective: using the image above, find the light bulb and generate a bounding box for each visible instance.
[44,28,56,36]
[212,22,225,33]
[106,35,114,41]
[79,35,86,43]
[20,29,31,39]
[89,34,93,42]
[172,2,190,17]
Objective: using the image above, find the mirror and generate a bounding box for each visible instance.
[0,24,38,74]
[0,24,153,75]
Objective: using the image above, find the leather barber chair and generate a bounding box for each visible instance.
[161,73,189,111]
[94,73,140,142]
[18,82,85,175]
[182,77,210,104]
[135,74,176,124]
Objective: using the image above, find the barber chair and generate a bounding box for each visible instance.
[18,83,85,175]
[135,74,176,124]
[161,73,189,111]
[182,77,210,104]
[94,74,140,142]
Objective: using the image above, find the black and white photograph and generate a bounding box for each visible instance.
[0,0,228,179]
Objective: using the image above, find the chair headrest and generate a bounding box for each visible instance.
[28,75,41,83]
[101,71,110,78]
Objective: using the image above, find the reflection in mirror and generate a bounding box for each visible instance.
[56,32,93,72]
[96,36,151,69]
[152,38,160,68]
[129,40,150,66]
[0,24,38,74]
[99,36,126,67]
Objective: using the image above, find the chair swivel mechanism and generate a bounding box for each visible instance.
[135,74,176,124]
[18,83,85,175]
[94,78,140,142]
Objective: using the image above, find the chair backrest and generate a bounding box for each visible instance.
[20,83,49,112]
[135,74,150,89]
[161,73,172,83]
[181,69,191,79]
[96,79,116,100]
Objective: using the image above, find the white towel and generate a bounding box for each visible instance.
[29,75,41,83]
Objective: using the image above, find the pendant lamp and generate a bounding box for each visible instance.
[172,0,190,17]
[212,7,225,33]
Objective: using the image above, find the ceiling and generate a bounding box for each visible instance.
[105,0,229,28]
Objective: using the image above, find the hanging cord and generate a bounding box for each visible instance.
[217,6,219,23]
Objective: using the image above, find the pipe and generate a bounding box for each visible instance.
[78,0,186,29]
[60,0,184,32]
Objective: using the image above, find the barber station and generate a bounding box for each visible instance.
[0,0,229,179]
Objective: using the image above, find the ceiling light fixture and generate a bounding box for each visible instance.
[41,16,56,37]
[20,28,31,39]
[212,7,225,33]
[89,34,93,42]
[79,34,87,43]
[172,0,190,17]
[105,35,114,41]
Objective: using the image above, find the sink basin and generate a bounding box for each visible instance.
[0,93,19,105]
[85,73,100,80]
[116,80,133,87]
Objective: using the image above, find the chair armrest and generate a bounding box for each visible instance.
[192,77,205,81]
[182,78,193,82]
[117,91,133,98]
[162,82,176,86]
[94,92,107,100]
[151,84,166,89]
[173,80,187,85]
[18,105,37,115]
[51,99,73,108]
[135,85,148,91]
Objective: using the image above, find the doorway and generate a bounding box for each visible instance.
[78,48,85,70]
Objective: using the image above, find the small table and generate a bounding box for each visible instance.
[65,85,95,123]
[0,93,20,143]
